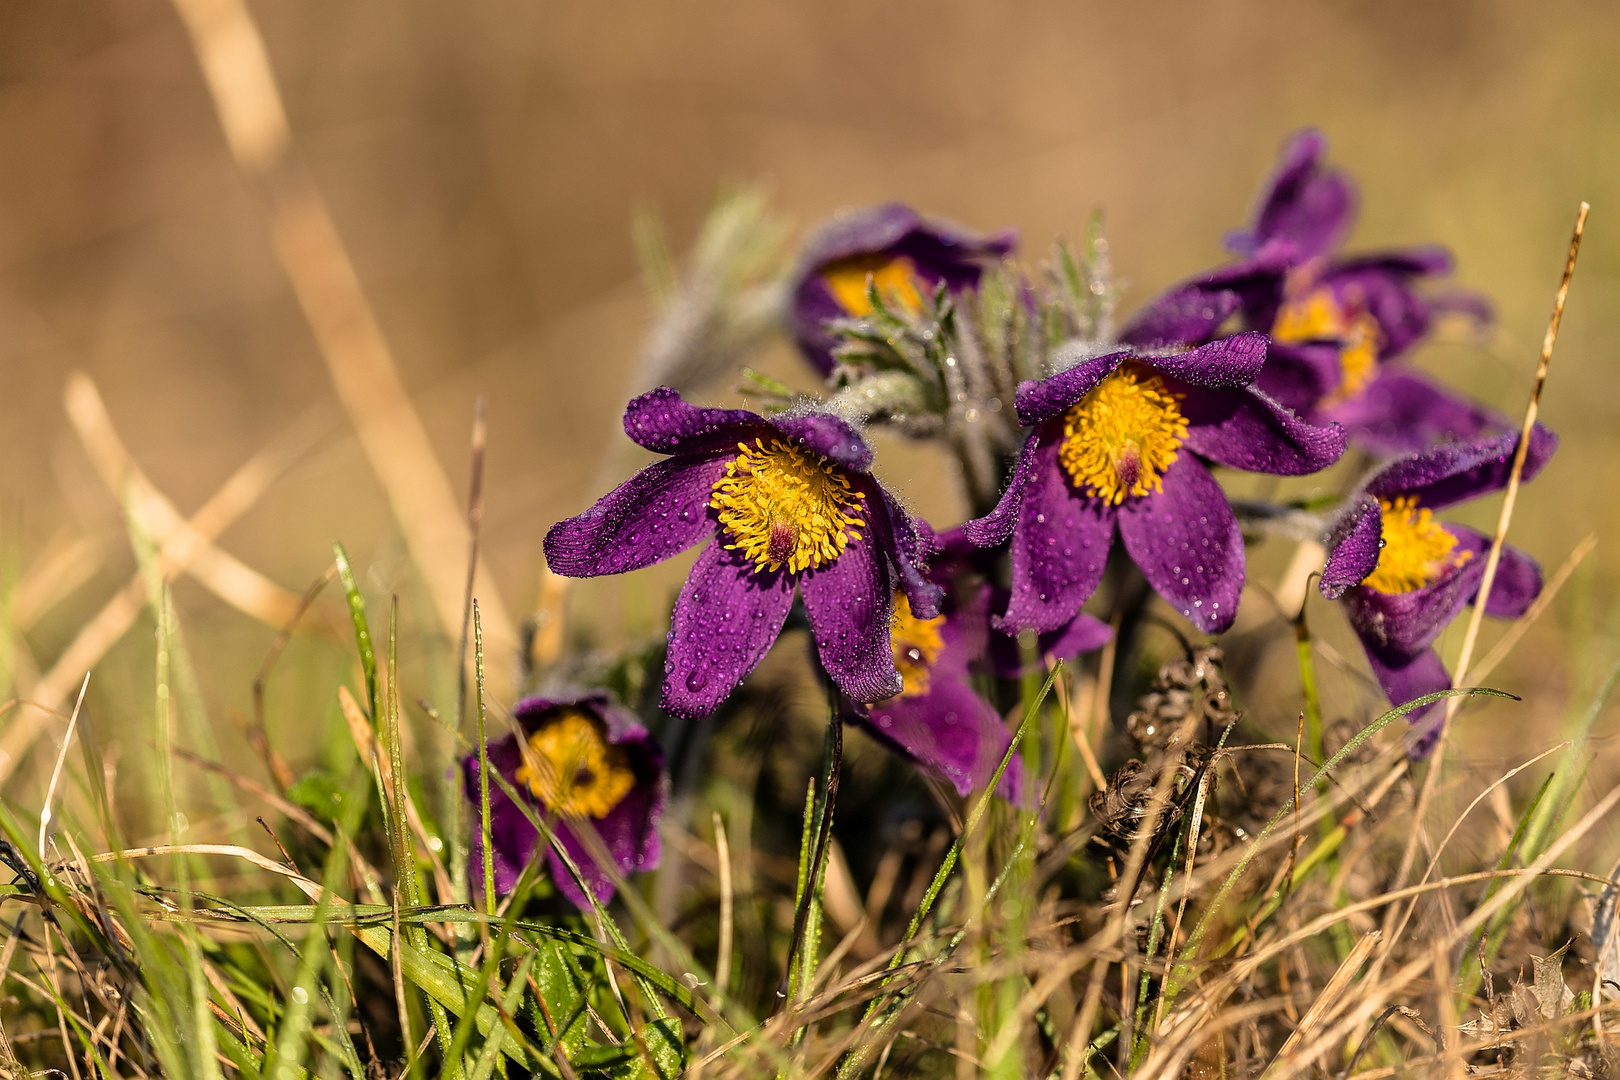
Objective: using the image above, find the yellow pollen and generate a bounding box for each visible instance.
[821,255,926,317]
[710,438,867,574]
[1271,287,1384,406]
[1364,496,1472,594]
[1058,365,1188,505]
[887,592,947,699]
[514,711,637,819]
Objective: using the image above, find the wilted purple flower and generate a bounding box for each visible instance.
[1319,425,1557,756]
[854,585,1111,800]
[462,692,666,907]
[1120,130,1496,455]
[789,203,1016,376]
[960,333,1346,635]
[544,387,941,718]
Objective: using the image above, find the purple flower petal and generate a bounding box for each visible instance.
[662,540,796,718]
[801,538,901,703]
[1000,432,1116,633]
[1251,342,1342,416]
[1227,129,1357,261]
[770,411,874,471]
[864,483,944,619]
[860,678,1024,801]
[1320,495,1382,600]
[1140,332,1271,390]
[1323,368,1508,457]
[622,386,765,454]
[1116,455,1244,634]
[1180,384,1347,476]
[1014,352,1128,426]
[1367,424,1558,511]
[1343,539,1480,657]
[1446,525,1542,620]
[544,455,727,577]
[1321,252,1452,359]
[1116,285,1242,349]
[1361,644,1451,759]
[987,587,1113,677]
[958,433,1042,550]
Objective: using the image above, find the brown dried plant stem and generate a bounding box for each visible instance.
[1376,201,1586,1014]
[169,0,518,690]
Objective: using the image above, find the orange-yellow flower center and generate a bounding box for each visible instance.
[1057,365,1188,505]
[515,711,637,819]
[887,592,947,699]
[710,438,867,574]
[1270,286,1383,405]
[821,255,926,317]
[1363,496,1472,594]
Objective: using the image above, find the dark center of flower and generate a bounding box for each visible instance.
[710,438,867,574]
[820,254,926,317]
[1057,364,1188,505]
[1363,496,1472,594]
[515,710,636,819]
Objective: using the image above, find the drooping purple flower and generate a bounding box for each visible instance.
[1318,425,1558,757]
[1119,130,1497,455]
[789,203,1017,376]
[960,333,1346,636]
[544,387,942,719]
[462,692,667,907]
[852,583,1111,801]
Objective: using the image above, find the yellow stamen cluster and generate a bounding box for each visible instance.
[515,711,637,819]
[1058,365,1188,505]
[1364,496,1472,594]
[888,592,947,699]
[821,255,926,317]
[1270,286,1384,405]
[711,438,867,574]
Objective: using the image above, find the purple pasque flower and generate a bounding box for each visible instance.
[462,692,666,908]
[789,203,1016,376]
[1318,425,1558,757]
[854,583,1111,801]
[960,332,1346,636]
[1119,130,1497,456]
[544,387,942,719]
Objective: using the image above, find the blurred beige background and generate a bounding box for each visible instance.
[2,0,1618,773]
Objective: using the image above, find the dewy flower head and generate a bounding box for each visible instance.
[462,692,666,908]
[1118,130,1498,456]
[1318,425,1558,756]
[544,387,942,719]
[960,333,1346,636]
[789,203,1016,376]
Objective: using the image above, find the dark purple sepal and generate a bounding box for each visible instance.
[770,411,875,471]
[987,586,1113,677]
[1360,644,1452,759]
[662,540,796,719]
[857,679,1025,803]
[1116,455,1244,634]
[864,483,944,620]
[1225,129,1356,262]
[1140,332,1271,390]
[998,433,1117,634]
[1365,424,1558,512]
[1322,368,1508,458]
[801,538,902,703]
[1180,384,1347,476]
[1014,352,1128,425]
[622,386,766,455]
[958,433,1043,550]
[543,455,727,577]
[1319,495,1382,600]
[1251,342,1342,416]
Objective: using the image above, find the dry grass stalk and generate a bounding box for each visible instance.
[169,0,519,690]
